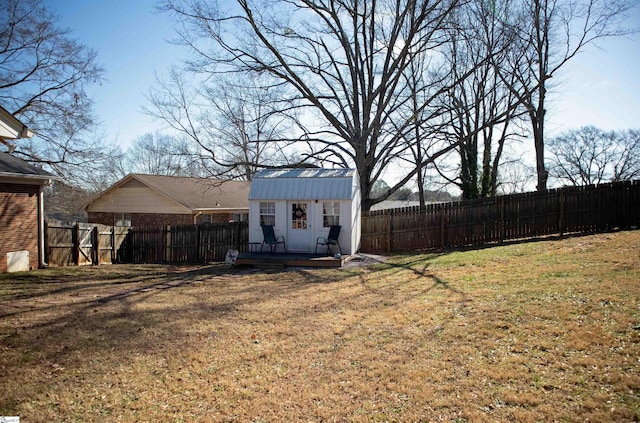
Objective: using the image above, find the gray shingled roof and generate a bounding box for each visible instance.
[134,174,250,210]
[89,174,251,211]
[0,152,58,182]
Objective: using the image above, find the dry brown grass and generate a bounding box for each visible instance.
[1,230,639,422]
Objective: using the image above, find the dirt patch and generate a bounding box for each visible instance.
[341,252,389,268]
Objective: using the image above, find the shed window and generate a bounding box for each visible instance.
[115,213,131,227]
[323,202,340,227]
[259,202,276,226]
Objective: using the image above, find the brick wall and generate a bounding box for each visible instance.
[87,212,116,226]
[133,213,193,227]
[0,184,40,272]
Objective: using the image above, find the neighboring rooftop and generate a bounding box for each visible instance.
[370,200,422,211]
[0,152,58,182]
[86,174,251,211]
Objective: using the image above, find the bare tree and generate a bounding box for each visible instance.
[612,129,640,181]
[436,0,527,199]
[161,0,464,210]
[495,159,536,194]
[123,132,202,177]
[391,40,452,208]
[0,0,106,180]
[147,69,295,180]
[500,0,635,191]
[44,181,94,222]
[547,126,640,186]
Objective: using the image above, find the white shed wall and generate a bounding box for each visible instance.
[248,168,361,255]
[351,180,362,253]
[249,199,357,254]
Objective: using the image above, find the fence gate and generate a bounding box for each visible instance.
[76,223,95,266]
[45,221,129,267]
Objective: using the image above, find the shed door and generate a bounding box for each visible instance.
[287,202,310,252]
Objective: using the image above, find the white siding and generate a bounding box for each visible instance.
[86,185,191,214]
[350,179,362,253]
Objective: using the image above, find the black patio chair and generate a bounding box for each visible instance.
[261,224,286,253]
[315,225,342,255]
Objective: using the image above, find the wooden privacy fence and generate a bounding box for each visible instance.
[361,180,640,254]
[45,181,639,265]
[45,222,129,267]
[119,222,249,264]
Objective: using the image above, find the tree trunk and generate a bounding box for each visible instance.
[534,83,548,191]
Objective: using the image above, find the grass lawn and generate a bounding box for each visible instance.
[0,231,639,422]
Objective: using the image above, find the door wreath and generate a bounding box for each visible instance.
[294,206,306,219]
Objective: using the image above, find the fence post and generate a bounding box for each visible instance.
[235,222,242,251]
[110,227,115,263]
[499,197,505,242]
[386,212,392,253]
[196,224,201,263]
[73,223,80,265]
[44,220,49,266]
[559,189,565,236]
[93,226,99,265]
[165,226,171,262]
[440,206,446,249]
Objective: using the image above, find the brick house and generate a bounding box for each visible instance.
[86,174,250,227]
[0,107,60,272]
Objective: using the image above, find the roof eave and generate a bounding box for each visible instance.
[0,172,59,185]
[0,105,33,141]
[193,207,249,213]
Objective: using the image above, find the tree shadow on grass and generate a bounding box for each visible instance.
[0,263,252,305]
[0,262,330,353]
[350,253,471,335]
[0,254,470,417]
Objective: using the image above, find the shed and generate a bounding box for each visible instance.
[248,168,361,254]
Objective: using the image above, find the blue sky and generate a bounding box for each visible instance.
[44,0,185,149]
[45,0,640,152]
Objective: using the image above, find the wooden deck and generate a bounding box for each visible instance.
[235,252,345,268]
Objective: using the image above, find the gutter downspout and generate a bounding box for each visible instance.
[39,183,49,268]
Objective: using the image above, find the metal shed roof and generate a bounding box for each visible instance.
[249,168,358,200]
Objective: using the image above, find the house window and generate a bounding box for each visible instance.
[200,214,212,224]
[115,213,131,227]
[232,213,249,222]
[259,202,276,226]
[323,202,340,227]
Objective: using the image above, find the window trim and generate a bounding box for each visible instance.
[115,212,132,227]
[322,201,340,227]
[259,201,276,226]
